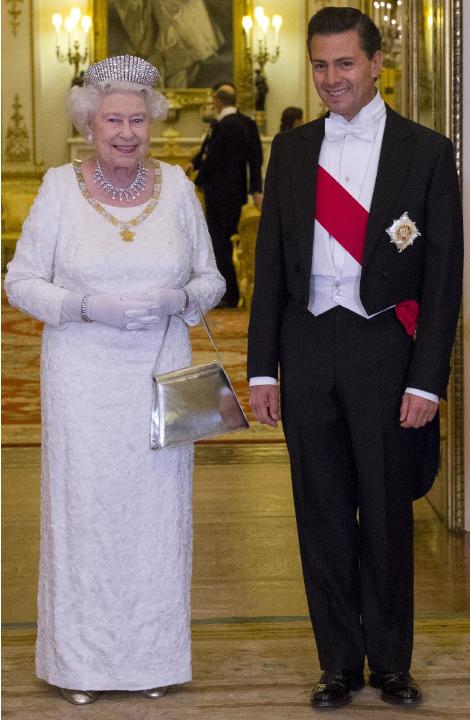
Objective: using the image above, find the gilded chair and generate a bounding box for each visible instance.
[2,180,41,270]
[231,204,261,310]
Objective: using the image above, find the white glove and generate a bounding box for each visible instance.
[84,294,161,330]
[121,288,187,330]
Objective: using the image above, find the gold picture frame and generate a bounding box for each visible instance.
[91,0,254,111]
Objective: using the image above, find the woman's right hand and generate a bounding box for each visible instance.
[85,294,161,330]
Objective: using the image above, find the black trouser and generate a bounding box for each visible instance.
[280,303,422,673]
[205,199,241,307]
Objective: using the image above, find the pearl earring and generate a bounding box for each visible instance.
[87,129,94,143]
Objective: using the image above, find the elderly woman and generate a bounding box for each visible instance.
[5,55,225,705]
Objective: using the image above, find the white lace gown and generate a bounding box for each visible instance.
[4,161,225,691]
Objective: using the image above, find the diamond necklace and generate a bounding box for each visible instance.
[93,157,147,201]
[73,158,162,242]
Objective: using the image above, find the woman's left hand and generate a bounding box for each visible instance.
[122,288,186,329]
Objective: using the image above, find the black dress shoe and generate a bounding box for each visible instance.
[369,670,422,705]
[310,670,365,708]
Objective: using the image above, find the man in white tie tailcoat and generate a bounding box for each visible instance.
[248,6,463,709]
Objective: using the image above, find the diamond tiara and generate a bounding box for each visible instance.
[84,55,160,88]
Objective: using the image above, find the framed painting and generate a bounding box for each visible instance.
[92,0,254,110]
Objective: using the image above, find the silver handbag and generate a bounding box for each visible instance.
[150,301,249,449]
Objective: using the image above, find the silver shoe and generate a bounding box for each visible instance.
[60,688,100,705]
[141,686,169,699]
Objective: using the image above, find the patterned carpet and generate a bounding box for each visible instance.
[1,300,285,445]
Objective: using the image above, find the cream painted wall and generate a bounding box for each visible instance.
[253,0,309,135]
[34,0,92,168]
[462,6,470,532]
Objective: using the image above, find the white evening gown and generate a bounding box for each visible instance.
[4,161,225,691]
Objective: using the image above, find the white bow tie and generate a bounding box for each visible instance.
[324,116,374,143]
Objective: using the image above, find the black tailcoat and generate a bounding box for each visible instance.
[195,111,263,304]
[247,105,463,670]
[248,104,462,404]
[195,111,263,224]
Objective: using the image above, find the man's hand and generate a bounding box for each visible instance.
[400,392,438,429]
[249,384,280,427]
[184,162,194,176]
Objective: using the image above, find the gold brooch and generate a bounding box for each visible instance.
[386,212,421,253]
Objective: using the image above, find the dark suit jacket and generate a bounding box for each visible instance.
[191,120,217,172]
[248,105,463,400]
[195,111,263,222]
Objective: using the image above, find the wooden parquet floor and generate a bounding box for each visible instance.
[3,617,470,719]
[2,304,470,718]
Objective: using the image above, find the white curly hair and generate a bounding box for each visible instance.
[68,80,169,138]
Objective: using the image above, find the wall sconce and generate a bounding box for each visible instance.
[372,0,403,62]
[242,5,282,114]
[372,0,403,111]
[52,7,92,82]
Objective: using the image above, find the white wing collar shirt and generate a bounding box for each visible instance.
[250,92,437,403]
[217,105,237,121]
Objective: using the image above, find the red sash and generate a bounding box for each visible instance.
[315,165,418,337]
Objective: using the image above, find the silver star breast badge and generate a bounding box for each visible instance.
[386,212,421,253]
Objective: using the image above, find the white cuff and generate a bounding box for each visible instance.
[59,291,83,323]
[405,387,439,404]
[179,288,199,325]
[249,376,278,386]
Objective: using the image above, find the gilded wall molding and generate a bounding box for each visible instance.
[5,94,31,163]
[422,0,464,531]
[164,89,213,111]
[399,0,464,530]
[448,0,464,531]
[6,0,24,36]
[148,140,201,159]
[2,0,39,172]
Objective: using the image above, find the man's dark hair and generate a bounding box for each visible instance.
[214,84,237,107]
[307,7,381,60]
[280,106,303,132]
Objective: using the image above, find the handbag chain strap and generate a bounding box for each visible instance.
[152,294,222,375]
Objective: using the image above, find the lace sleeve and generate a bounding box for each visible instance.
[4,167,70,327]
[176,169,225,324]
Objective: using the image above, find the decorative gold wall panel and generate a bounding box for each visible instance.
[2,0,41,175]
[5,94,31,163]
[5,0,24,36]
